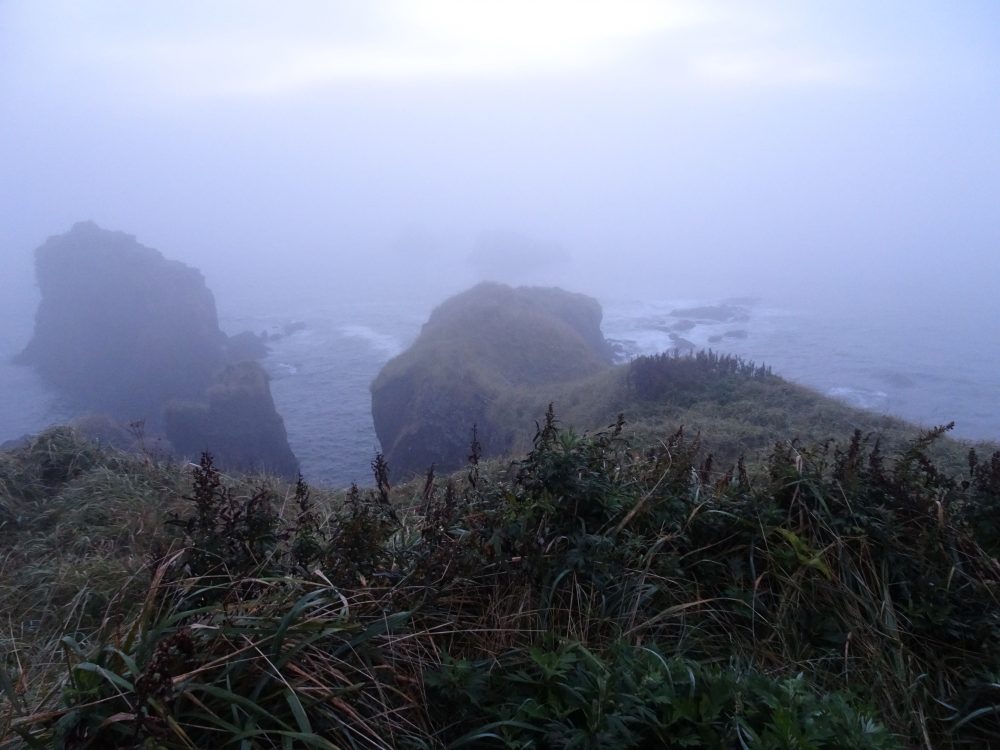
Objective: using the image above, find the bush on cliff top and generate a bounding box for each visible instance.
[372,281,976,483]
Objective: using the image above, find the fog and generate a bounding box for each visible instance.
[2,1,999,456]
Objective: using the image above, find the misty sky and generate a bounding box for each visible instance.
[2,1,999,320]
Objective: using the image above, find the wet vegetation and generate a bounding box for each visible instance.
[2,398,999,748]
[626,349,773,400]
[371,281,978,486]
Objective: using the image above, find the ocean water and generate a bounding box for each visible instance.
[2,294,997,487]
[220,299,426,487]
[602,298,998,440]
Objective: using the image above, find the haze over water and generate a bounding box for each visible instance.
[1,1,998,481]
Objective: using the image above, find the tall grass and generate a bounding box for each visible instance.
[2,417,999,748]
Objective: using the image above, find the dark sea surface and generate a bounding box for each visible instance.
[2,293,997,487]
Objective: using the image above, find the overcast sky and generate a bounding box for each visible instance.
[1,1,998,316]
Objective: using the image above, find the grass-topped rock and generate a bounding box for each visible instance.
[372,284,978,483]
[371,282,615,478]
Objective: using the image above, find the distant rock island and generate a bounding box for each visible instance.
[16,221,298,476]
[16,222,225,417]
[371,282,614,478]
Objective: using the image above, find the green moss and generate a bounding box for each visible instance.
[371,283,614,478]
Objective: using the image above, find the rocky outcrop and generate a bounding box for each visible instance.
[17,222,225,422]
[164,362,299,478]
[16,222,297,474]
[224,331,270,363]
[371,282,614,479]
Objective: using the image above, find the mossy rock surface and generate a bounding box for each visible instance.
[371,282,614,478]
[372,285,981,482]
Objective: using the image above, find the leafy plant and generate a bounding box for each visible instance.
[3,414,998,749]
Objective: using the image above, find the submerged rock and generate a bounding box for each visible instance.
[371,282,614,479]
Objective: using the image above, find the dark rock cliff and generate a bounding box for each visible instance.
[17,222,225,422]
[16,222,297,473]
[370,282,614,479]
[165,362,299,478]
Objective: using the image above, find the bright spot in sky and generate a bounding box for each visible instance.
[27,0,868,99]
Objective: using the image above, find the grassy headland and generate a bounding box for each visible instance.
[371,284,982,483]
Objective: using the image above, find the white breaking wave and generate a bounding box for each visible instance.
[826,386,889,411]
[338,324,404,359]
[266,362,299,379]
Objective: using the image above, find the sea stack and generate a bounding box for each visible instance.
[370,282,614,479]
[16,221,297,474]
[165,361,299,478]
[17,221,225,422]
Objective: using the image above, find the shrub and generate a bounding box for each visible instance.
[5,415,998,748]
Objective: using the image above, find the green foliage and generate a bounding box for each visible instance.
[627,349,773,404]
[432,641,896,749]
[962,446,1000,553]
[0,428,106,506]
[48,585,415,749]
[176,451,285,579]
[290,474,323,573]
[3,415,999,749]
[371,283,615,478]
[513,405,630,536]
